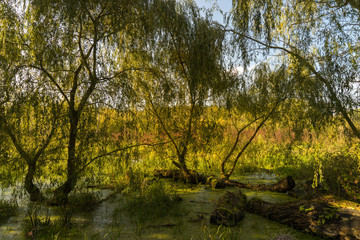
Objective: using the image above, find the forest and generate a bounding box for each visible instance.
[0,0,360,239]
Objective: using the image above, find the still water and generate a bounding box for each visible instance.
[0,173,320,239]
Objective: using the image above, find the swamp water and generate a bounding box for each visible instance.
[0,173,321,239]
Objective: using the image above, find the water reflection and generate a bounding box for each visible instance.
[0,174,320,239]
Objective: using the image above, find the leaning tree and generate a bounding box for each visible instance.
[0,2,64,201]
[219,63,293,180]
[229,0,360,139]
[132,1,236,181]
[1,0,156,204]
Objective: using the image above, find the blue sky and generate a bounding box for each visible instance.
[194,0,232,24]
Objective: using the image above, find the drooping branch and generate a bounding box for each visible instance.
[222,26,360,140]
[147,96,181,157]
[76,139,174,176]
[30,64,70,105]
[0,113,31,163]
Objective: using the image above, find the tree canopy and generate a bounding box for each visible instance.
[1,0,360,204]
[230,0,360,137]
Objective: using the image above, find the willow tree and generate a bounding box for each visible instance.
[229,0,360,139]
[5,0,152,204]
[0,2,64,201]
[133,1,234,181]
[219,64,292,180]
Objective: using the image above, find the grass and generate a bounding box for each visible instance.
[23,203,61,239]
[0,199,17,225]
[119,181,182,221]
[21,190,103,239]
[68,191,101,212]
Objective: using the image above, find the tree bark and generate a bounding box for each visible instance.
[53,110,79,205]
[24,161,43,202]
[224,176,296,193]
[210,190,247,226]
[153,169,207,184]
[246,197,360,239]
[178,154,190,175]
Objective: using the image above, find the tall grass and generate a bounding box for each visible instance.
[0,199,17,224]
[119,181,182,222]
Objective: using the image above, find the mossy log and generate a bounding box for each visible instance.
[224,176,296,193]
[153,169,206,184]
[246,197,360,239]
[210,190,247,226]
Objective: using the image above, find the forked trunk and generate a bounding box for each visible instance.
[220,172,230,181]
[53,177,77,205]
[24,161,43,202]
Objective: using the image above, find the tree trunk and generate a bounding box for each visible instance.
[178,154,190,175]
[153,169,207,184]
[172,156,195,179]
[246,197,360,239]
[53,111,79,205]
[224,176,296,193]
[210,190,247,226]
[24,161,43,202]
[220,172,230,181]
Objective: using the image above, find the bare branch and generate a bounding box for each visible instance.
[76,140,173,175]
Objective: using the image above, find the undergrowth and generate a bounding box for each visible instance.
[117,180,182,222]
[68,190,101,212]
[0,199,17,224]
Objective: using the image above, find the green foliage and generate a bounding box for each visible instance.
[68,191,101,212]
[231,0,360,142]
[0,0,360,212]
[0,199,17,224]
[317,207,339,225]
[118,181,182,222]
[299,205,314,213]
[320,153,360,200]
[201,224,240,240]
[23,204,62,239]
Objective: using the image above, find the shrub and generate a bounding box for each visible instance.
[119,181,182,222]
[320,154,360,201]
[68,190,101,212]
[0,199,17,224]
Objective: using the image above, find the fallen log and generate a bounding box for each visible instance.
[210,190,247,226]
[224,176,296,193]
[246,197,360,239]
[153,170,295,192]
[153,169,207,184]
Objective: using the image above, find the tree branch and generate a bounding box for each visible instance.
[222,26,360,139]
[76,140,173,175]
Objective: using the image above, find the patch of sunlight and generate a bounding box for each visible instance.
[0,226,23,239]
[233,172,280,185]
[243,189,295,203]
[145,233,172,239]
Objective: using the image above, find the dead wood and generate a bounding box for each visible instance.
[224,176,296,193]
[246,197,360,239]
